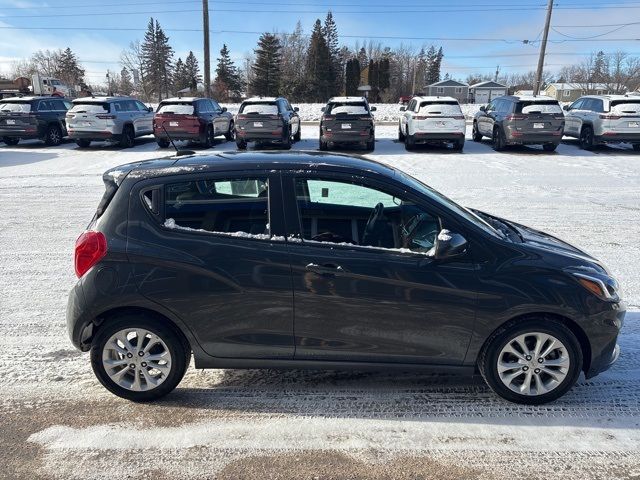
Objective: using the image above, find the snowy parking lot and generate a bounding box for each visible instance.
[1,125,639,479]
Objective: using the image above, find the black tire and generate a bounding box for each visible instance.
[281,126,292,150]
[76,139,91,148]
[398,124,406,141]
[119,125,135,148]
[543,143,558,152]
[90,315,190,402]
[157,138,170,148]
[203,125,215,148]
[633,144,640,152]
[404,133,416,151]
[579,125,594,150]
[492,126,506,152]
[319,138,329,151]
[224,121,235,141]
[452,138,465,152]
[44,124,63,146]
[293,124,301,142]
[472,122,482,142]
[366,137,375,151]
[478,318,582,405]
[2,136,19,146]
[236,139,247,150]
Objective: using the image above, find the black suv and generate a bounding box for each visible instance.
[320,96,376,151]
[67,151,624,404]
[235,97,300,149]
[0,96,71,146]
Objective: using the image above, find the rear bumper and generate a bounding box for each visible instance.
[595,133,640,144]
[505,131,562,145]
[322,132,374,143]
[154,131,202,142]
[0,127,41,139]
[237,130,286,142]
[412,132,465,142]
[68,130,117,141]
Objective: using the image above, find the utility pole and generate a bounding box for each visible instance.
[534,0,554,96]
[494,65,500,82]
[203,0,211,97]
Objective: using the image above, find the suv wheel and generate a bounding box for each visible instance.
[2,136,19,146]
[398,124,406,141]
[633,144,640,152]
[45,124,63,146]
[319,138,329,151]
[492,126,506,151]
[543,143,558,152]
[76,139,91,148]
[366,137,375,151]
[472,122,482,142]
[479,318,582,405]
[236,139,247,150]
[204,125,215,148]
[404,133,416,151]
[452,138,465,152]
[119,125,135,148]
[224,121,235,141]
[281,126,292,150]
[157,138,170,148]
[579,126,594,150]
[90,315,190,402]
[293,124,301,142]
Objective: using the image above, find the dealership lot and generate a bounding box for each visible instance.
[1,125,639,479]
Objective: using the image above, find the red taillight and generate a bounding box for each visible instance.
[96,114,116,120]
[323,115,335,120]
[74,231,107,278]
[452,115,465,120]
[599,114,621,120]
[413,116,427,120]
[505,114,526,121]
[236,114,246,120]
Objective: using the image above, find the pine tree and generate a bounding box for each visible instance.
[119,67,134,95]
[323,11,341,97]
[184,51,202,92]
[345,58,360,96]
[305,19,333,101]
[250,33,282,97]
[592,50,608,83]
[173,58,188,91]
[425,46,444,85]
[214,44,244,101]
[357,47,368,72]
[56,47,85,88]
[141,18,174,101]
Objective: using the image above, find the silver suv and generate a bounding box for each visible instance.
[67,97,154,148]
[563,95,640,151]
[472,95,565,152]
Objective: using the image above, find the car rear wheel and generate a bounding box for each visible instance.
[76,139,91,148]
[543,143,558,152]
[579,126,594,150]
[224,121,235,141]
[452,138,465,152]
[2,136,19,146]
[293,124,301,142]
[281,127,292,150]
[479,318,582,404]
[90,315,190,402]
[45,124,63,146]
[404,133,416,151]
[119,125,135,148]
[236,139,247,150]
[398,124,406,141]
[157,138,170,148]
[319,138,329,151]
[632,143,639,152]
[204,125,215,148]
[366,137,375,151]
[472,122,482,142]
[492,126,506,151]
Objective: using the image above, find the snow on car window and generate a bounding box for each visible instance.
[518,102,562,114]
[157,103,195,115]
[610,101,640,114]
[418,103,462,115]
[239,103,278,115]
[70,103,109,113]
[0,102,31,113]
[326,103,368,115]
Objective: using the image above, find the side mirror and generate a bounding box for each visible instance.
[221,107,227,112]
[399,106,406,111]
[294,107,300,112]
[434,230,468,260]
[370,106,377,112]
[479,105,486,112]
[563,105,570,111]
[147,106,153,113]
[320,106,325,112]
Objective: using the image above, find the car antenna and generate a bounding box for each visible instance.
[161,124,194,157]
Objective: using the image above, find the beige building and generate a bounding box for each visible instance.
[544,83,621,102]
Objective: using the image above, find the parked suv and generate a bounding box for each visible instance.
[319,96,376,151]
[154,97,234,148]
[66,96,154,148]
[398,96,465,151]
[67,151,624,405]
[563,95,640,151]
[0,96,71,146]
[235,97,300,150]
[472,95,565,151]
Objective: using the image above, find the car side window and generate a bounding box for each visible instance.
[135,101,149,112]
[590,99,604,113]
[294,177,441,253]
[497,100,511,113]
[163,177,270,237]
[37,100,51,111]
[198,100,209,113]
[569,99,583,111]
[486,100,497,112]
[210,100,221,113]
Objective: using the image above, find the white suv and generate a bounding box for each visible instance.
[563,95,640,151]
[398,96,465,151]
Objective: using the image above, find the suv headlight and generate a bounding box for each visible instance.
[571,272,619,301]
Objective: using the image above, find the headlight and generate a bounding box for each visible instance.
[572,272,618,300]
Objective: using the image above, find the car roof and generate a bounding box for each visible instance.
[0,96,63,102]
[580,94,638,101]
[160,97,203,103]
[328,96,368,103]
[243,97,279,102]
[497,95,557,102]
[107,151,396,184]
[72,96,138,103]
[411,96,459,103]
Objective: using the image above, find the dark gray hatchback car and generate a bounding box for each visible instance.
[67,151,624,404]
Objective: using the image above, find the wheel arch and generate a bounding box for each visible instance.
[477,312,592,374]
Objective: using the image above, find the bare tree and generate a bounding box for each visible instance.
[120,40,148,100]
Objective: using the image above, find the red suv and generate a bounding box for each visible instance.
[153,97,234,148]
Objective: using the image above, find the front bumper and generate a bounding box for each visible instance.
[584,300,626,379]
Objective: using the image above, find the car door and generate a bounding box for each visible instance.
[287,100,300,137]
[564,99,583,136]
[404,99,416,134]
[127,169,295,359]
[210,100,227,136]
[478,99,497,135]
[281,171,477,365]
[135,100,154,134]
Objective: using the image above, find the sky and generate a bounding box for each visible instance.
[0,0,639,85]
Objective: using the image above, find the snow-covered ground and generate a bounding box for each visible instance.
[1,125,639,479]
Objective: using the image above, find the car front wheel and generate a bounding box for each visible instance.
[479,318,582,404]
[90,315,190,402]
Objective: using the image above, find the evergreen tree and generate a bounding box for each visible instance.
[250,32,282,97]
[425,46,444,85]
[592,50,608,83]
[213,44,244,101]
[56,47,85,88]
[357,47,368,72]
[173,57,188,91]
[119,67,134,95]
[141,18,174,101]
[184,51,201,92]
[305,19,333,101]
[323,11,341,97]
[345,58,360,96]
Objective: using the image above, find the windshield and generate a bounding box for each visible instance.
[325,102,368,115]
[157,103,195,115]
[70,102,110,113]
[516,101,562,114]
[239,102,278,115]
[396,170,503,238]
[0,102,31,113]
